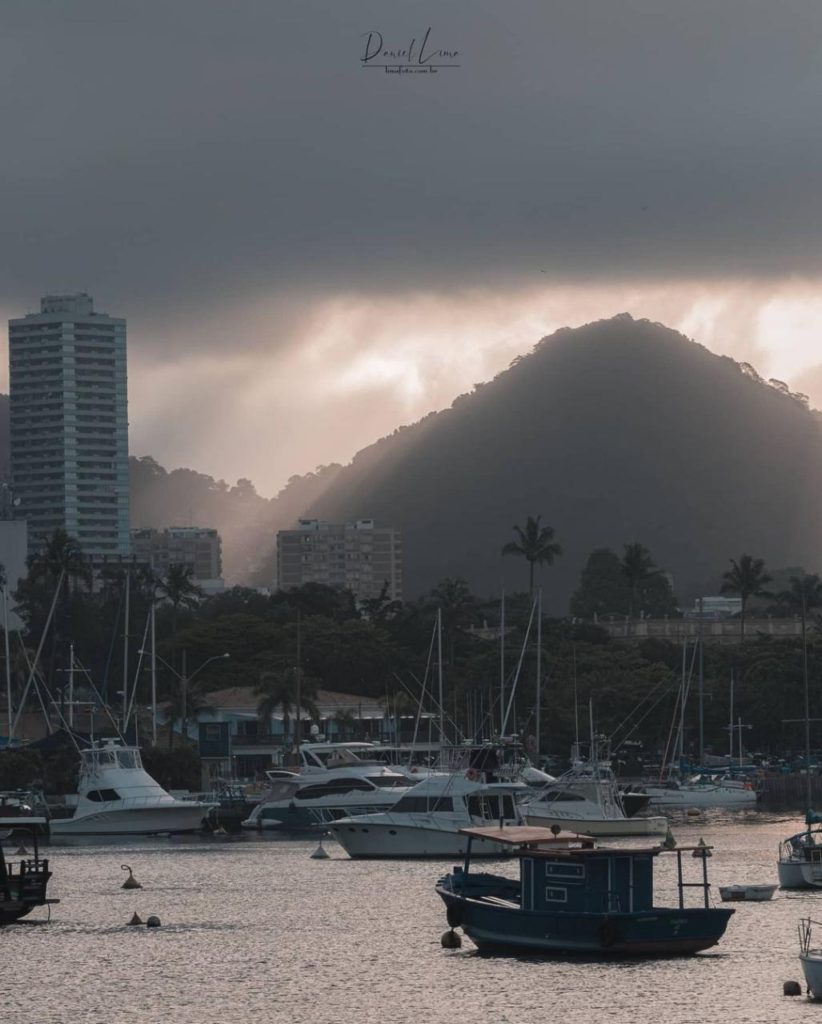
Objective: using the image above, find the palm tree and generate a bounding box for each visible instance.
[501,516,562,597]
[621,542,661,619]
[778,574,822,796]
[156,564,203,664]
[429,577,475,665]
[255,667,319,749]
[720,554,772,643]
[28,529,90,591]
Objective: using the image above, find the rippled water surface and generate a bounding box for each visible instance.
[4,812,822,1023]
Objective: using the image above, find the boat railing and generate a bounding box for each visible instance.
[799,917,822,956]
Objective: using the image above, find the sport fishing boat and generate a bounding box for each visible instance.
[778,814,822,889]
[523,749,667,837]
[50,739,213,836]
[328,773,528,858]
[436,825,734,956]
[0,817,58,924]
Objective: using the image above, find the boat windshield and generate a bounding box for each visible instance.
[468,795,517,821]
[117,749,141,770]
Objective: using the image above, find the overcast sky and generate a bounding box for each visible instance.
[2,1,822,495]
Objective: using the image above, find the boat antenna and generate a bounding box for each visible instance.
[500,594,537,737]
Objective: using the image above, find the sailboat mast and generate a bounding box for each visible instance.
[697,598,704,766]
[437,608,445,747]
[150,600,157,746]
[803,587,811,808]
[3,586,12,745]
[499,587,505,737]
[728,669,734,763]
[535,588,542,758]
[122,569,130,733]
[295,609,302,765]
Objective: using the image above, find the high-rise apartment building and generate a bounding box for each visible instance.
[9,293,130,560]
[277,518,403,603]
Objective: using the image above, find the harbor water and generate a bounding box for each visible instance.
[3,811,820,1024]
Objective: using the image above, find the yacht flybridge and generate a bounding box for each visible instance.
[50,740,213,836]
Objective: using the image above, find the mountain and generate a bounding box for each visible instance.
[298,314,822,610]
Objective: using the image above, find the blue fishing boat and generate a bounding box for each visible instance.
[436,825,734,955]
[0,817,58,925]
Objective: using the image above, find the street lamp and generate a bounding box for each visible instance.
[138,649,230,744]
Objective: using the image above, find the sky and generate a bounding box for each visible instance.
[2,1,822,497]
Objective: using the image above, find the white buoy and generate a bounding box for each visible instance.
[311,836,330,860]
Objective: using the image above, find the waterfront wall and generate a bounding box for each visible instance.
[759,773,822,812]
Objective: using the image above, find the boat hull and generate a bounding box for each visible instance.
[778,857,810,889]
[643,786,757,809]
[330,821,516,858]
[438,891,734,956]
[524,812,668,837]
[802,953,822,999]
[49,803,210,836]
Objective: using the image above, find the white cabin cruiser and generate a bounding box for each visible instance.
[523,757,667,837]
[241,768,413,831]
[50,740,213,835]
[328,773,528,858]
[641,774,759,809]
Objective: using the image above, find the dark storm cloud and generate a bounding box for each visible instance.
[2,0,822,345]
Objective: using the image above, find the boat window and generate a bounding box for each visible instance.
[295,778,375,800]
[87,788,120,802]
[369,776,409,788]
[541,790,584,803]
[117,750,138,769]
[392,796,453,813]
[98,751,116,765]
[468,795,515,820]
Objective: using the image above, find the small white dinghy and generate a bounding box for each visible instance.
[719,883,777,902]
[800,919,822,999]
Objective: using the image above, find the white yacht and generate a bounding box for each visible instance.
[241,768,413,831]
[523,758,668,837]
[641,774,759,809]
[50,740,213,836]
[328,773,528,858]
[778,817,822,889]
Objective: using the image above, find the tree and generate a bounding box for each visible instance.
[428,577,476,665]
[621,542,661,619]
[163,681,212,749]
[720,554,772,643]
[156,564,203,664]
[502,516,562,597]
[255,667,318,748]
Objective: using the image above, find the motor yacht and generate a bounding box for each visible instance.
[49,739,213,836]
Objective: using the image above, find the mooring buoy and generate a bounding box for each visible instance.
[692,837,712,858]
[441,929,462,949]
[662,828,677,850]
[146,916,161,928]
[121,864,142,889]
[784,980,802,996]
[15,844,29,857]
[311,837,330,860]
[687,807,701,816]
[127,912,143,926]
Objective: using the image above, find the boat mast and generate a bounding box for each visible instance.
[728,669,734,764]
[150,600,157,746]
[3,585,11,745]
[122,568,130,735]
[68,643,74,729]
[295,609,302,766]
[803,586,812,810]
[535,588,542,758]
[499,587,505,737]
[697,597,704,766]
[437,607,445,748]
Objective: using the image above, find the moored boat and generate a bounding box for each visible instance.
[50,739,213,836]
[719,883,777,902]
[329,774,527,858]
[436,825,734,955]
[778,815,822,889]
[800,919,822,999]
[0,818,58,924]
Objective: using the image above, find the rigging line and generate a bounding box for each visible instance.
[123,611,151,733]
[100,577,126,703]
[11,570,65,736]
[500,595,538,736]
[406,616,437,758]
[609,673,675,744]
[14,636,84,748]
[70,656,125,741]
[611,680,680,756]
